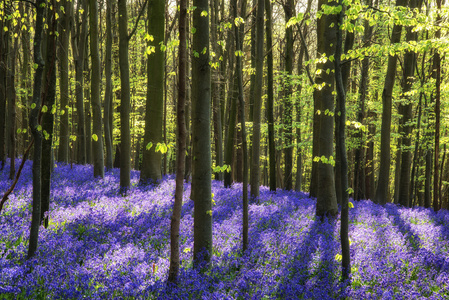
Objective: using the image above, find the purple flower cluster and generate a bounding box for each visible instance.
[1,160,448,299]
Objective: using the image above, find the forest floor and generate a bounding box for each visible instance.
[1,161,449,299]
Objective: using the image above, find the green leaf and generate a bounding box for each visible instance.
[92,134,98,142]
[37,125,42,131]
[348,202,354,208]
[31,103,36,109]
[200,10,208,17]
[201,47,207,55]
[146,142,153,150]
[41,105,48,113]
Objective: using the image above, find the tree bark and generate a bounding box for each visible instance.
[57,0,71,163]
[265,0,276,192]
[250,0,264,199]
[104,0,113,170]
[0,8,7,171]
[282,0,294,191]
[192,0,212,266]
[398,0,421,207]
[89,0,104,178]
[315,0,338,217]
[141,0,165,184]
[41,5,57,228]
[7,21,17,180]
[118,0,131,193]
[168,0,187,283]
[28,0,46,259]
[373,0,408,205]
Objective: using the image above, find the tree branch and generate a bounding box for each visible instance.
[128,0,149,40]
[0,138,34,214]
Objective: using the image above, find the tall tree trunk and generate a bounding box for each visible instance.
[373,0,408,205]
[365,110,376,200]
[168,0,187,283]
[283,0,294,191]
[224,74,237,188]
[72,0,87,164]
[294,0,312,192]
[433,0,442,210]
[57,0,71,163]
[0,7,6,171]
[104,0,113,170]
[41,5,57,228]
[232,0,248,252]
[89,0,104,178]
[28,0,46,259]
[192,0,212,266]
[84,51,92,165]
[20,3,31,155]
[141,0,165,184]
[353,0,373,201]
[118,0,131,192]
[334,0,350,279]
[398,0,421,207]
[315,0,338,217]
[265,0,276,191]
[250,0,264,199]
[211,0,223,181]
[7,23,17,180]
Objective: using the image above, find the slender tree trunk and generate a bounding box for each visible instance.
[72,0,87,164]
[41,5,57,228]
[192,0,212,266]
[365,110,376,200]
[373,0,408,205]
[84,52,92,165]
[168,0,187,283]
[283,0,294,191]
[433,0,442,210]
[232,0,248,252]
[89,0,104,178]
[20,3,31,155]
[7,26,17,180]
[398,0,421,207]
[353,0,372,201]
[250,0,264,199]
[57,0,71,163]
[334,0,350,279]
[224,74,237,188]
[0,9,7,171]
[315,0,338,217]
[28,0,46,259]
[118,0,131,192]
[211,0,223,182]
[265,0,276,192]
[104,0,113,170]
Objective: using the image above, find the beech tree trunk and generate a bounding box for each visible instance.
[89,0,104,178]
[283,0,294,191]
[104,0,113,170]
[118,0,131,193]
[250,0,264,199]
[168,0,187,283]
[41,6,57,228]
[57,0,71,163]
[192,0,212,266]
[265,0,276,191]
[141,0,165,184]
[315,0,338,217]
[28,0,46,259]
[373,0,408,204]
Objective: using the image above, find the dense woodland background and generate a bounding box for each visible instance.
[0,0,448,284]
